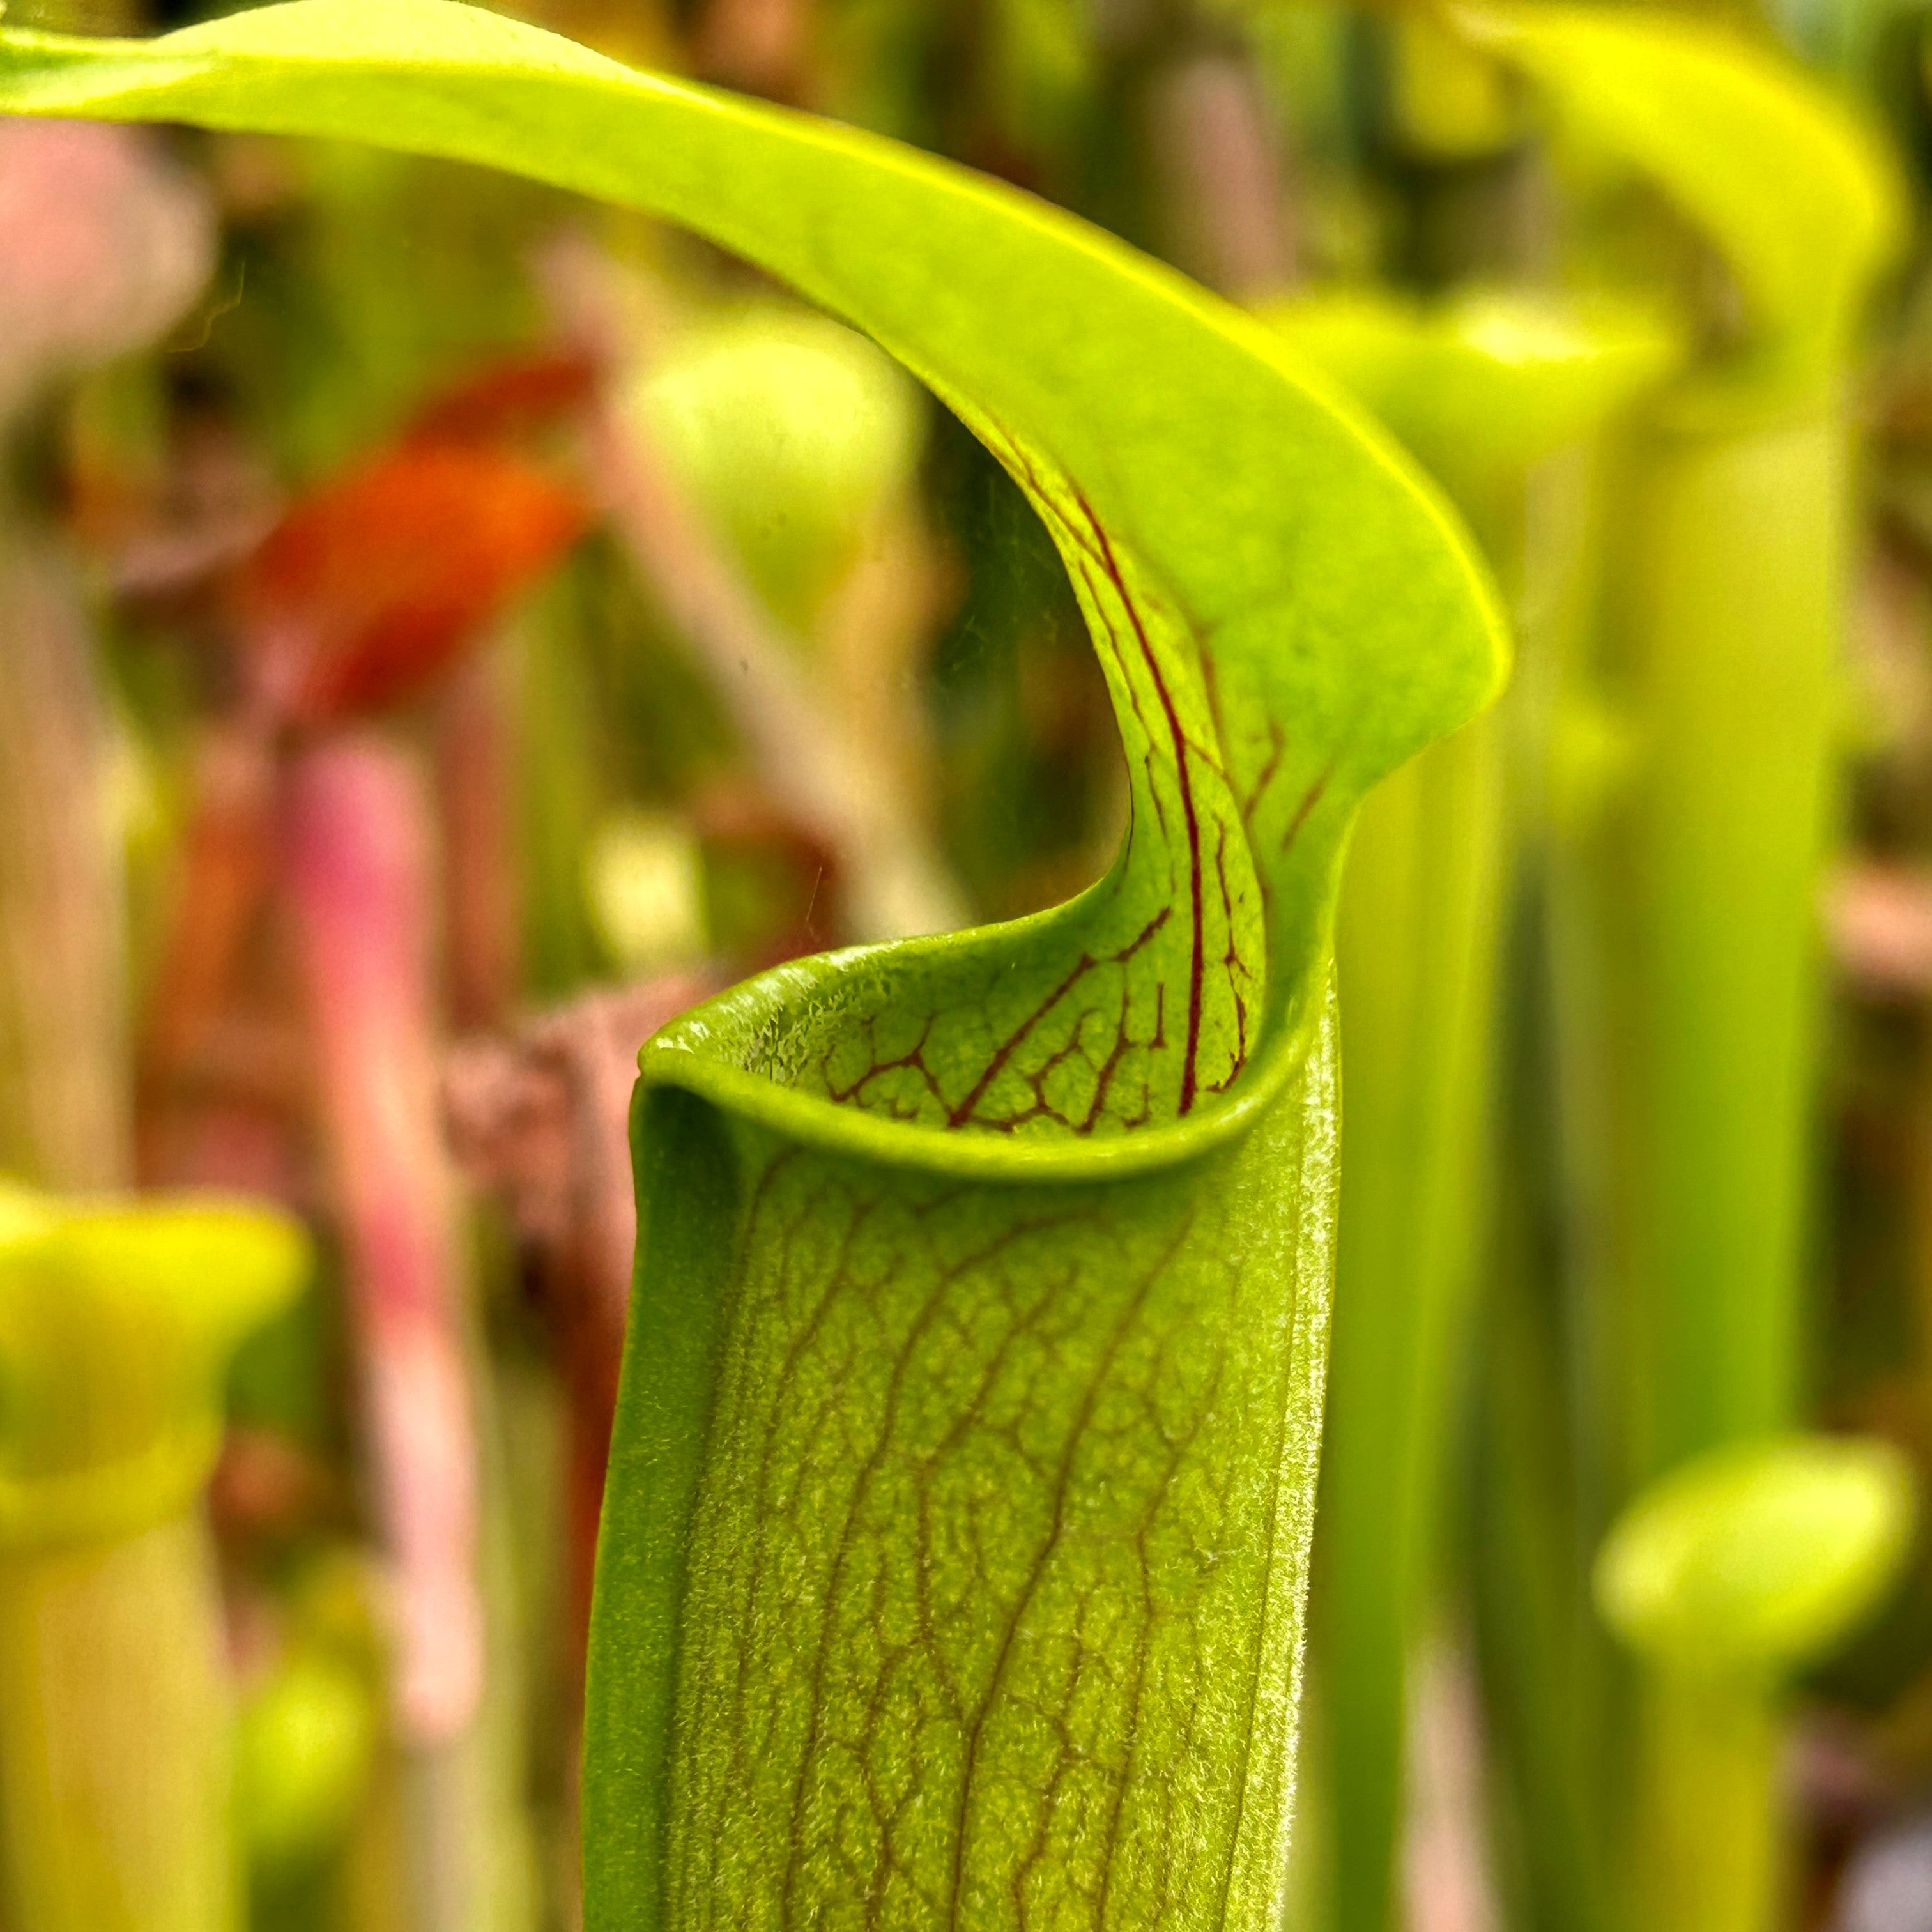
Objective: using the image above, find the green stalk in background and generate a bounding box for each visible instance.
[0,1185,308,1932]
[1460,0,1903,1480]
[0,6,1505,1926]
[0,117,212,1193]
[1265,288,1673,1932]
[1453,8,1903,1927]
[1594,1436,1914,1932]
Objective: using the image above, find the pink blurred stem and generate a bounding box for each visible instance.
[282,735,484,1750]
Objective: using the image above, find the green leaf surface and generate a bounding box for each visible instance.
[0,6,1503,1924]
[1457,1,1903,392]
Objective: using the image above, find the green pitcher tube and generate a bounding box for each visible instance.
[0,1186,309,1932]
[1268,287,1673,1932]
[1510,379,1855,1932]
[1455,8,1903,1926]
[1456,0,1903,1479]
[1594,1434,1914,1932]
[1598,396,1849,1477]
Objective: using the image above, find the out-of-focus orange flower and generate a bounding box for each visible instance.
[234,443,590,726]
[401,350,599,448]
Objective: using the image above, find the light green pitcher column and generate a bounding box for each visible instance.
[1268,288,1673,1932]
[1595,1436,1914,1932]
[1457,8,1904,1928]
[1602,392,1850,1475]
[0,1187,308,1932]
[1577,372,1859,1932]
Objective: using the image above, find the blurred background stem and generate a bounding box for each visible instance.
[284,738,535,1932]
[0,111,220,1925]
[1600,399,1847,1483]
[0,524,131,1191]
[1584,391,1848,1931]
[1629,1675,1781,1932]
[1327,672,1508,1932]
[0,1514,238,1932]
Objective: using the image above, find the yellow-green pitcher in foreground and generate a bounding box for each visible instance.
[0,6,1503,1924]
